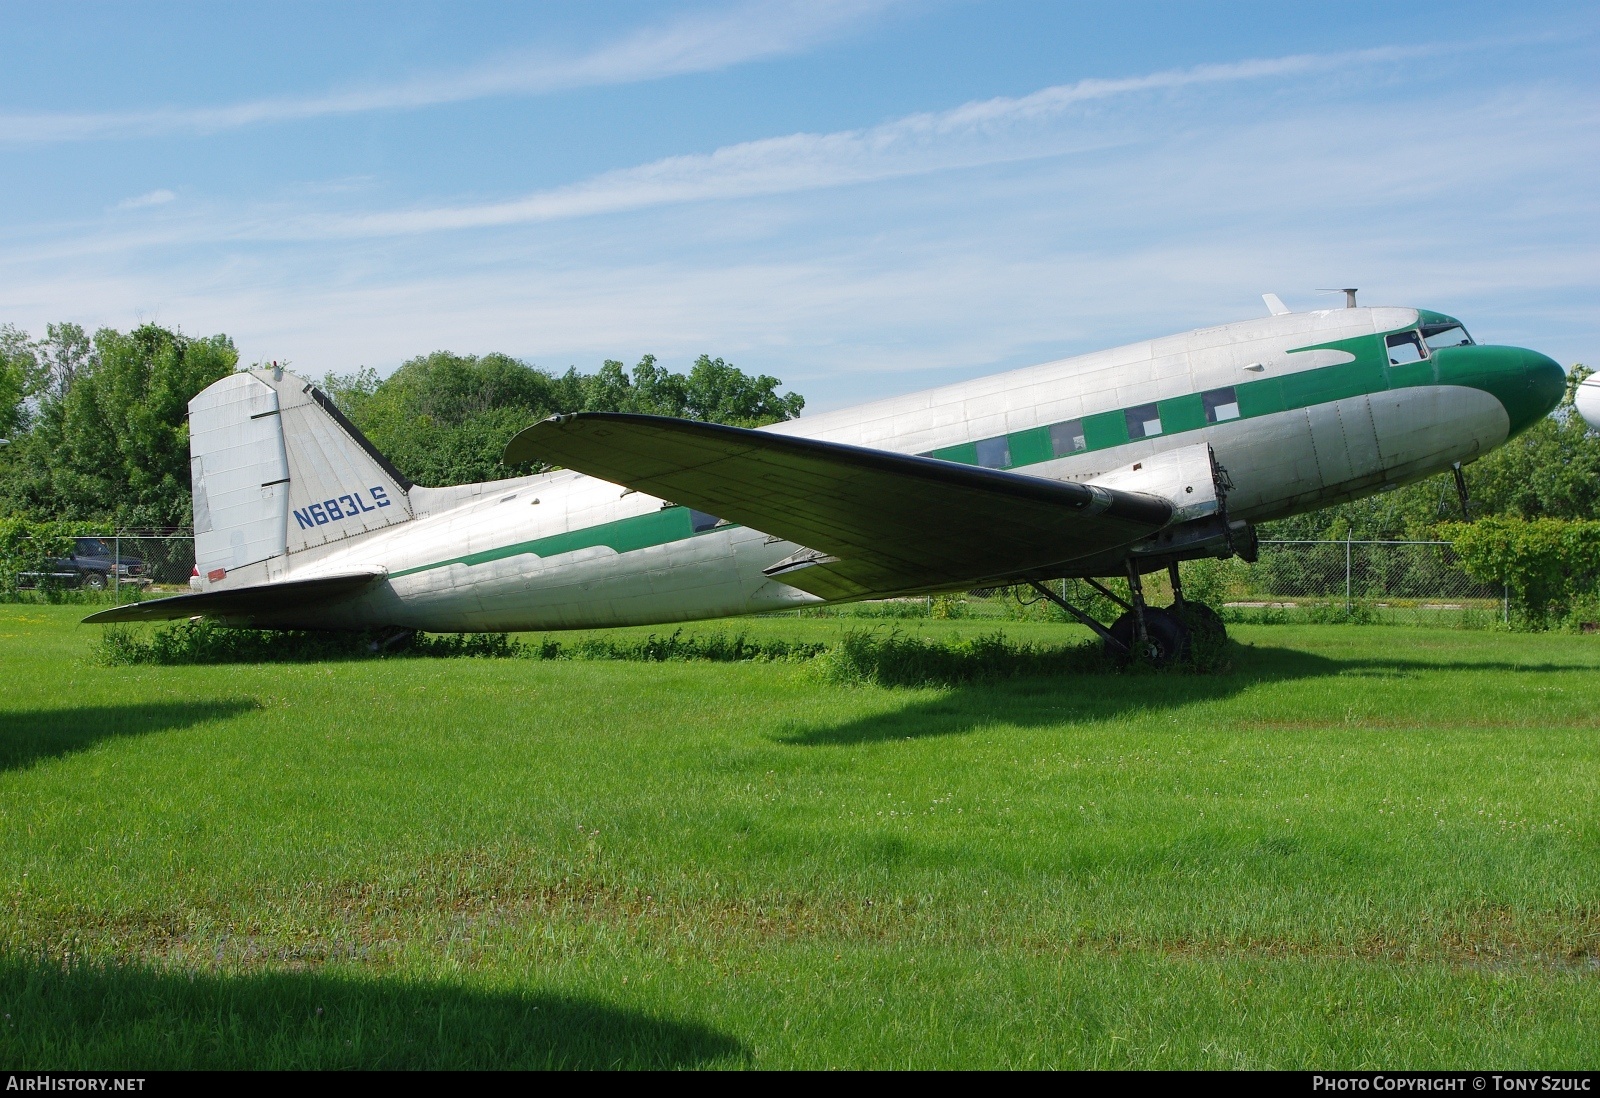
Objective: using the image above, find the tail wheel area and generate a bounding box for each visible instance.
[1107,606,1191,667]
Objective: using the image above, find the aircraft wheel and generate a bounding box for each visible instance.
[1173,601,1226,644]
[1106,606,1191,667]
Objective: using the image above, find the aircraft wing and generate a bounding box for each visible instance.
[82,570,385,624]
[504,414,1174,600]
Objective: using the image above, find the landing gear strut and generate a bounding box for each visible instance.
[1027,560,1225,668]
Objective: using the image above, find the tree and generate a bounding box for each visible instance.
[327,351,805,488]
[1,324,237,529]
[0,325,36,440]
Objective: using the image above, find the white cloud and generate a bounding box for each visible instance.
[114,189,176,210]
[258,44,1431,240]
[0,1,888,144]
[3,44,1594,409]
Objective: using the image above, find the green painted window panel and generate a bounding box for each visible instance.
[1007,426,1054,467]
[1235,377,1287,418]
[931,441,979,465]
[1157,393,1207,434]
[1082,410,1128,451]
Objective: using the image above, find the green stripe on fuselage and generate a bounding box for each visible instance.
[391,320,1550,581]
[933,325,1537,473]
[389,506,726,580]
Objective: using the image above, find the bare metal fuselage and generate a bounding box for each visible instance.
[196,304,1561,632]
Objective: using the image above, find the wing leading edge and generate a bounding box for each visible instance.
[504,414,1173,599]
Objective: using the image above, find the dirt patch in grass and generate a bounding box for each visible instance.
[18,851,1600,974]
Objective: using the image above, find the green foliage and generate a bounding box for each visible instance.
[814,627,1109,686]
[95,621,827,666]
[3,321,805,522]
[0,324,237,529]
[0,325,36,440]
[1439,517,1600,626]
[326,350,805,488]
[0,517,73,596]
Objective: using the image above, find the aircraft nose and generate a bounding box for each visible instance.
[1435,344,1565,438]
[1516,348,1567,428]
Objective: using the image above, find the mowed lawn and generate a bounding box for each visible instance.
[1,605,1598,1069]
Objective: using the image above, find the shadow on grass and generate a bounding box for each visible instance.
[780,641,1600,746]
[0,957,747,1069]
[0,701,257,772]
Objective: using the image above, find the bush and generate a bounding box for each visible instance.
[96,622,825,667]
[814,628,1112,687]
[0,518,73,599]
[1439,518,1600,627]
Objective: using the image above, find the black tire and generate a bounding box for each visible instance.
[1173,601,1226,644]
[82,571,108,592]
[1106,606,1191,667]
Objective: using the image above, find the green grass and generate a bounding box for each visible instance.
[2,605,1598,1068]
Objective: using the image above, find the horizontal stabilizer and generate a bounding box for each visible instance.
[504,413,1173,599]
[82,570,384,624]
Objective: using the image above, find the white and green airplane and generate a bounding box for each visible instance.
[88,295,1564,661]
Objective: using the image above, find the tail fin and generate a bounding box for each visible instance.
[190,367,413,586]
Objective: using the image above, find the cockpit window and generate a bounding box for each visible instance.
[1422,324,1473,351]
[1385,331,1427,366]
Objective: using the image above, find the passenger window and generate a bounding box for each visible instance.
[1124,403,1162,439]
[1050,419,1087,457]
[975,436,1011,469]
[1202,387,1241,423]
[1423,325,1473,351]
[1386,331,1427,365]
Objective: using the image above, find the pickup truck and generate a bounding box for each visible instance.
[23,537,149,591]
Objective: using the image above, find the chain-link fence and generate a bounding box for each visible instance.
[1211,539,1508,626]
[11,533,195,602]
[6,533,1510,625]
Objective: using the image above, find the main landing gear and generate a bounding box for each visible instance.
[1027,560,1226,668]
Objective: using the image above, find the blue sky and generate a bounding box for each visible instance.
[1,1,1596,411]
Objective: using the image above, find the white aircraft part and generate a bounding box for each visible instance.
[133,299,1551,634]
[1262,293,1291,316]
[270,376,414,553]
[1087,443,1218,524]
[189,373,290,580]
[1576,374,1600,431]
[1306,396,1383,488]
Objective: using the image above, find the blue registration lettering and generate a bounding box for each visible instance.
[324,498,344,520]
[310,502,328,525]
[293,509,315,530]
[372,485,391,507]
[356,492,375,513]
[339,493,360,517]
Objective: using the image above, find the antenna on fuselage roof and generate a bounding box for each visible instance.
[1317,287,1360,309]
[1262,293,1291,316]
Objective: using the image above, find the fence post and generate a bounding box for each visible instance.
[1504,585,1509,625]
[1345,535,1352,614]
[112,533,119,603]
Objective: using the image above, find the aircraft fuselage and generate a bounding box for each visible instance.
[192,304,1567,632]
